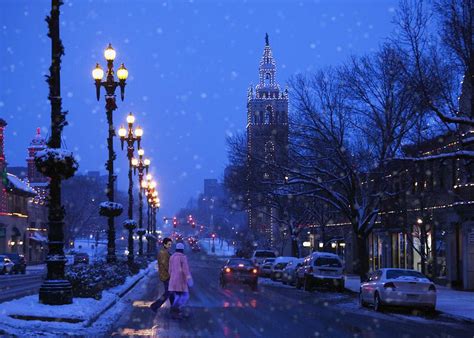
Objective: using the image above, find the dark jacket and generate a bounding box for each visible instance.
[158,247,171,281]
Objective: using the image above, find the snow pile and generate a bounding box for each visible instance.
[201,238,235,257]
[344,275,360,293]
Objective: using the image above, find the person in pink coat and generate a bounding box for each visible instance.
[168,242,193,319]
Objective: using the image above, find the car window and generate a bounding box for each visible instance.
[228,259,253,266]
[274,262,288,270]
[255,251,276,258]
[386,269,426,279]
[313,257,342,267]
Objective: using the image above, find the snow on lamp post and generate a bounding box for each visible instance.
[92,43,128,264]
[132,148,150,256]
[118,113,142,264]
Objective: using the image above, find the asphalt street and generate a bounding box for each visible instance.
[0,266,45,303]
[110,253,474,338]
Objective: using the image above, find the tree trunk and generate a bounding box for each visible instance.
[291,237,299,257]
[356,233,369,282]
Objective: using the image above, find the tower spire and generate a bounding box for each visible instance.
[265,33,269,46]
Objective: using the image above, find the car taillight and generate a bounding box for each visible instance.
[308,267,313,273]
[252,268,258,274]
[383,282,396,289]
[428,284,436,292]
[225,267,231,273]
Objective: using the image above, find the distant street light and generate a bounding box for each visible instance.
[133,148,150,256]
[92,43,128,264]
[118,112,143,263]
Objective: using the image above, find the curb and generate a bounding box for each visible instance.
[438,312,474,324]
[85,261,155,327]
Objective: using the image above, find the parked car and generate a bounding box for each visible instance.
[296,252,344,291]
[270,256,300,281]
[360,268,436,313]
[73,252,90,265]
[282,258,304,285]
[251,250,277,266]
[4,253,26,274]
[259,258,276,277]
[219,258,259,291]
[0,255,15,275]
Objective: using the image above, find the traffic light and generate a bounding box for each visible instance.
[191,221,195,228]
[173,217,178,228]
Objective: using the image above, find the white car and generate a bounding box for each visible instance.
[270,256,300,281]
[296,252,345,291]
[251,250,277,266]
[259,258,276,277]
[282,258,304,285]
[0,255,14,275]
[360,268,436,312]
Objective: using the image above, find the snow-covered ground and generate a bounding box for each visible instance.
[200,238,235,257]
[69,238,108,263]
[344,275,474,322]
[0,261,156,336]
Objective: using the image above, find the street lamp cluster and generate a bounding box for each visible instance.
[92,43,161,265]
[142,174,160,256]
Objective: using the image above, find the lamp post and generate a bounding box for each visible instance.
[118,113,143,263]
[92,43,128,264]
[145,179,160,256]
[143,175,154,255]
[132,148,150,256]
[38,0,75,305]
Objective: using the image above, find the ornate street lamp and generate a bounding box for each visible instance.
[132,148,150,256]
[118,113,143,263]
[92,43,128,263]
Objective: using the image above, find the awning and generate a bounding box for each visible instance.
[6,173,36,197]
[30,232,47,242]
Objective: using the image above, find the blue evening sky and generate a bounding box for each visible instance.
[1,0,398,217]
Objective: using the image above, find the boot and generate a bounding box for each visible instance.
[170,307,182,320]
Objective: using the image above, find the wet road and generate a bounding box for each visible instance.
[110,253,474,337]
[0,266,46,303]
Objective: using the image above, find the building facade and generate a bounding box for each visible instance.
[0,121,48,263]
[246,35,289,247]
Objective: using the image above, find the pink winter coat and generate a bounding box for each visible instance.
[168,252,192,292]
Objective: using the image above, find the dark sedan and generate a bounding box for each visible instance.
[219,258,259,291]
[4,253,26,274]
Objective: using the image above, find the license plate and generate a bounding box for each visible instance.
[407,294,418,299]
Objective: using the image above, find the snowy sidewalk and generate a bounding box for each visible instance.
[344,275,474,322]
[0,261,156,336]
